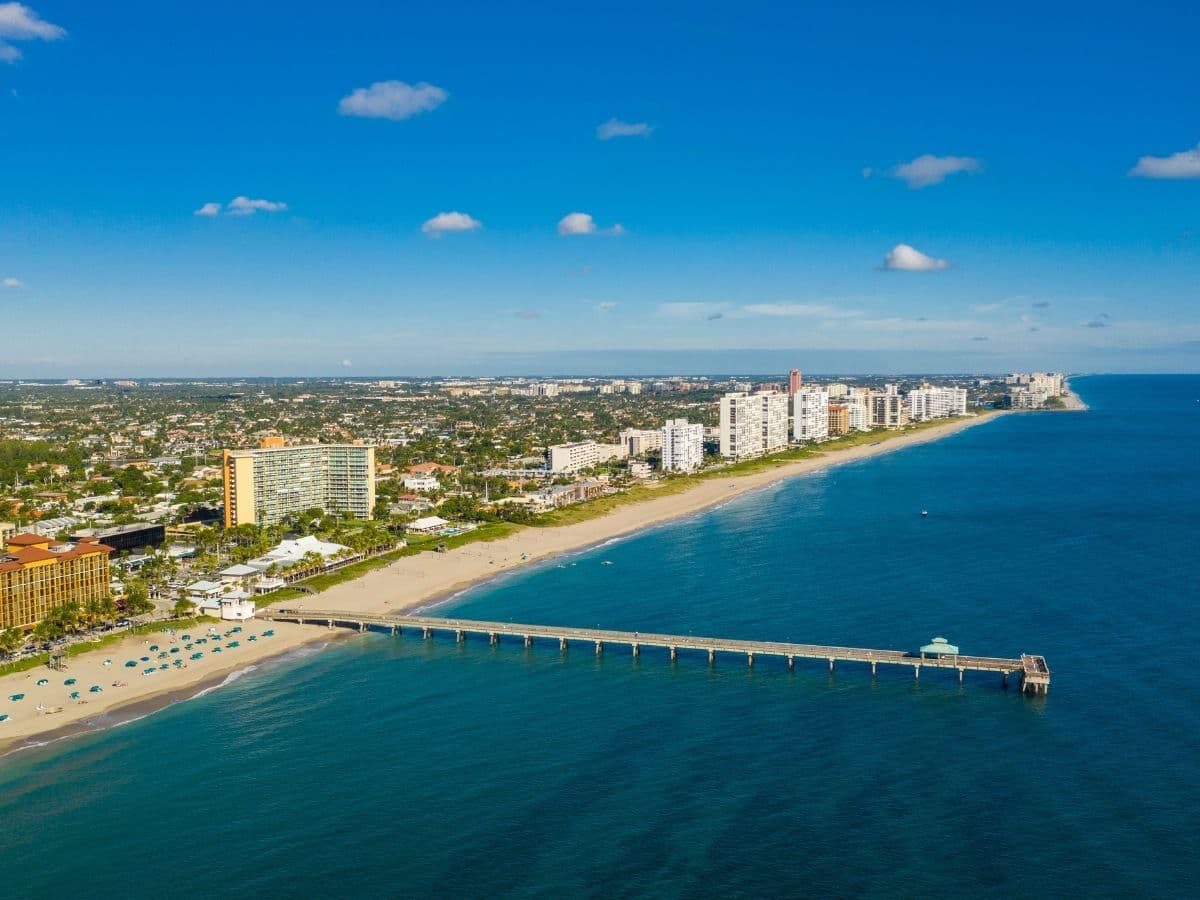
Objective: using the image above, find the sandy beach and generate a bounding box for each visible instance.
[1,409,1028,754]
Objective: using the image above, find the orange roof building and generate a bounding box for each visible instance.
[1,534,114,631]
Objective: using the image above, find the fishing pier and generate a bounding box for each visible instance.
[262,608,1051,694]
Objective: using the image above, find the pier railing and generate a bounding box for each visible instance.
[260,608,1050,694]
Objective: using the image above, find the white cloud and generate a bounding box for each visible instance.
[0,3,65,63]
[1128,142,1200,179]
[421,211,481,236]
[340,359,353,367]
[596,118,653,140]
[881,243,950,271]
[595,301,617,313]
[193,202,221,217]
[558,212,596,236]
[558,212,623,236]
[226,196,287,216]
[515,308,539,320]
[2,276,20,288]
[890,154,981,188]
[338,80,447,121]
[970,302,1004,313]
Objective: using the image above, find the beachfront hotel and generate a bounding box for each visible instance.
[0,534,114,630]
[222,442,376,528]
[719,390,790,459]
[660,419,704,472]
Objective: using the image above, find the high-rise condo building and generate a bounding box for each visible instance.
[793,388,830,441]
[788,369,803,397]
[869,386,909,429]
[660,419,705,472]
[719,391,789,459]
[827,404,850,436]
[908,387,968,422]
[222,443,376,528]
[1,534,114,630]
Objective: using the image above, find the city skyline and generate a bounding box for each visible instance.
[2,1,1198,376]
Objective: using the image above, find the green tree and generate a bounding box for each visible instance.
[173,598,196,618]
[0,628,25,658]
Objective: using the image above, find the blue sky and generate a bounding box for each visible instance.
[1,0,1198,376]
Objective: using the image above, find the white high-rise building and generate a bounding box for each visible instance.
[546,441,599,473]
[793,388,830,441]
[719,391,790,459]
[847,401,870,432]
[908,387,968,422]
[660,419,704,472]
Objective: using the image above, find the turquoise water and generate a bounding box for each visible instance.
[1,375,1197,898]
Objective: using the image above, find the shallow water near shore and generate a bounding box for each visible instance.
[1,375,1197,897]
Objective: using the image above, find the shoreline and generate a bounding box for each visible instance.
[1,408,1036,754]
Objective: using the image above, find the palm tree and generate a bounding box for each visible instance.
[0,628,25,659]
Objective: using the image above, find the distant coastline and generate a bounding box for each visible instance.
[2,404,1080,754]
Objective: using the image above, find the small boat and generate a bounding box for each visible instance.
[920,510,929,517]
[601,560,613,566]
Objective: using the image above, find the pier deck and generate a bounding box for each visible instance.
[262,608,1050,693]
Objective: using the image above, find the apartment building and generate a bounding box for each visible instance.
[793,388,830,442]
[618,428,663,457]
[1,534,114,630]
[827,404,850,436]
[222,443,376,527]
[908,387,968,422]
[660,419,704,472]
[547,441,600,473]
[0,522,14,551]
[870,386,909,430]
[719,391,790,459]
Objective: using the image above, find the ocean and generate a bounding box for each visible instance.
[1,375,1197,898]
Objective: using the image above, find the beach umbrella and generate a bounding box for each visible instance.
[149,645,159,651]
[181,635,191,641]
[212,646,222,653]
[36,678,48,686]
[64,678,76,685]
[140,656,150,662]
[9,694,24,701]
[143,668,155,675]
[125,660,137,667]
[0,714,8,722]
[69,692,80,700]
[248,635,257,641]
[170,647,179,654]
[159,664,168,670]
[191,652,203,659]
[89,685,102,692]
